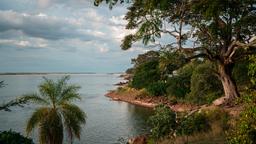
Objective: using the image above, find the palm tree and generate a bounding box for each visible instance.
[24,75,86,144]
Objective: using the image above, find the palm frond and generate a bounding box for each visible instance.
[62,109,83,139]
[57,85,81,104]
[61,103,86,123]
[39,122,49,144]
[26,107,49,135]
[38,109,64,144]
[0,81,5,88]
[22,94,49,105]
[62,110,82,140]
[39,77,56,107]
[48,110,64,144]
[58,93,81,105]
[0,96,30,111]
[57,76,70,87]
[61,103,86,139]
[55,75,70,100]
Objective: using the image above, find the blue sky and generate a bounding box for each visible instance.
[0,0,151,73]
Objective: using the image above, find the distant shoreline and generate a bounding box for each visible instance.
[0,72,124,75]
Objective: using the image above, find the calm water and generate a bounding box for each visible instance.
[0,74,153,144]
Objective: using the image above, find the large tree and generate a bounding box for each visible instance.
[95,0,256,105]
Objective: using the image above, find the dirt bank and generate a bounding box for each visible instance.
[105,90,200,112]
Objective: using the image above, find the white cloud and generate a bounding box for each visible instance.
[0,10,105,40]
[109,15,126,26]
[17,40,30,47]
[0,37,48,48]
[99,47,109,53]
[0,1,145,72]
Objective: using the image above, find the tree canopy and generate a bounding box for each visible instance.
[95,0,256,104]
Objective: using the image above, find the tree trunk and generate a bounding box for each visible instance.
[213,64,239,106]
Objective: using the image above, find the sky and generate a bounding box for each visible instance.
[0,0,151,73]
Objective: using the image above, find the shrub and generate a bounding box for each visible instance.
[146,81,167,96]
[166,62,195,98]
[228,105,256,144]
[205,108,230,131]
[130,60,161,89]
[0,130,34,144]
[136,88,150,99]
[228,55,256,144]
[188,62,223,104]
[177,112,211,136]
[148,104,176,139]
[232,58,250,86]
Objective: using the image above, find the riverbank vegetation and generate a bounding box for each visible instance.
[96,0,256,143]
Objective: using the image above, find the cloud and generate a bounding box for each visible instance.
[0,0,147,73]
[99,47,109,53]
[0,38,48,48]
[38,0,51,8]
[0,10,103,41]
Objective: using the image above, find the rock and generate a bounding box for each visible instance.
[213,96,226,106]
[128,135,147,144]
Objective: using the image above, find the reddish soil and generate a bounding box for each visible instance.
[105,90,200,112]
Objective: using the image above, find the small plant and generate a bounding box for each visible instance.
[0,130,34,144]
[148,104,176,139]
[177,111,211,136]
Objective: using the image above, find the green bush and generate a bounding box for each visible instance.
[228,55,256,144]
[177,112,211,136]
[205,108,230,131]
[0,130,34,144]
[146,81,167,96]
[228,105,256,144]
[188,62,223,104]
[130,60,161,89]
[148,104,176,139]
[166,62,195,98]
[233,58,250,86]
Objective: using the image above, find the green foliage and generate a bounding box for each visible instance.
[0,97,29,111]
[146,81,167,96]
[0,130,34,144]
[188,62,223,104]
[148,104,176,139]
[94,0,122,9]
[125,67,134,74]
[166,62,195,99]
[159,51,187,77]
[97,0,256,104]
[249,55,256,85]
[131,50,159,68]
[204,108,230,131]
[233,58,250,86]
[130,60,161,89]
[228,55,256,144]
[228,105,256,144]
[23,75,86,144]
[177,112,211,136]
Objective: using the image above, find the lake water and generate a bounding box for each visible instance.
[0,74,153,144]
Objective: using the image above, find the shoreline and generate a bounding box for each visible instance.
[105,91,156,108]
[105,90,200,112]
